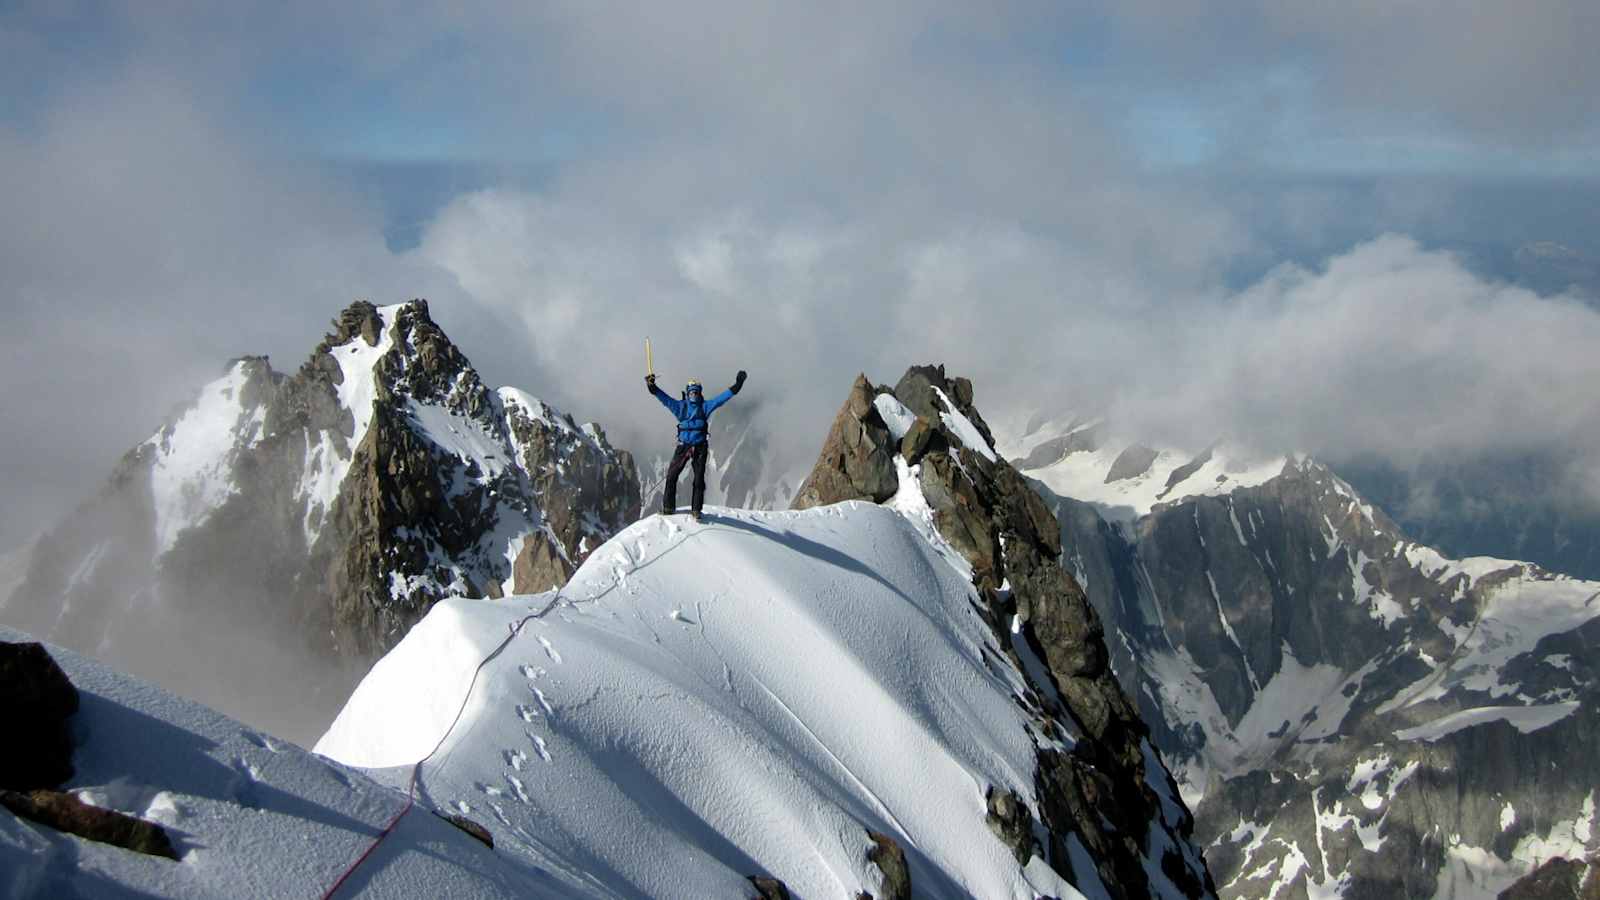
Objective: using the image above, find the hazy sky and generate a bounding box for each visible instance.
[4,1,1600,549]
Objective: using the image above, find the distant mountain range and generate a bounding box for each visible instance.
[1003,417,1600,899]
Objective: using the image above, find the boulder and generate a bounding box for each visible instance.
[0,788,178,860]
[865,831,910,900]
[985,787,1037,865]
[791,375,899,509]
[436,811,494,849]
[0,641,79,791]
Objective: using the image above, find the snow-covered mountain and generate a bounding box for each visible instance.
[1004,416,1600,899]
[1,300,640,744]
[310,364,1220,899]
[5,460,1203,899]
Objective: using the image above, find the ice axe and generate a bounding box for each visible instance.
[645,337,654,378]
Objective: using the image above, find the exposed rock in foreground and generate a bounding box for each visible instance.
[1,788,178,861]
[1,300,639,743]
[0,627,561,898]
[794,365,1216,899]
[0,641,79,791]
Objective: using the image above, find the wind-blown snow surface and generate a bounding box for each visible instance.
[0,627,565,899]
[319,504,1079,899]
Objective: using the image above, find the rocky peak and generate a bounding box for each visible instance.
[794,366,1215,900]
[4,299,641,744]
[377,299,491,417]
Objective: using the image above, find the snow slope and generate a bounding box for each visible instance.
[0,626,566,900]
[319,503,1079,899]
[1000,416,1286,524]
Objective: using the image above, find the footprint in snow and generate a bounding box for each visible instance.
[537,635,563,663]
[515,704,539,722]
[532,687,554,715]
[528,733,552,763]
[506,775,531,804]
[144,792,185,824]
[239,730,283,752]
[229,757,261,807]
[476,781,505,798]
[454,800,472,815]
[518,664,544,680]
[505,749,527,771]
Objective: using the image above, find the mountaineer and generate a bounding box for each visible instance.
[647,370,747,521]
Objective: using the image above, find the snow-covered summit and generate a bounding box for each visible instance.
[319,504,1082,898]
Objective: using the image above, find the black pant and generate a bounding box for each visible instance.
[663,442,709,515]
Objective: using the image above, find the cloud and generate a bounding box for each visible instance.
[1114,236,1600,461]
[4,0,1600,558]
[0,72,471,548]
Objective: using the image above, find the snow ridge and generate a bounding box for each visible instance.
[319,504,1081,899]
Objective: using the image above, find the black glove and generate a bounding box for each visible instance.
[645,373,657,392]
[731,370,747,394]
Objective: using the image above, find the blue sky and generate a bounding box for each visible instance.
[3,1,1599,548]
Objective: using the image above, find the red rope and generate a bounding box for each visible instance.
[317,768,419,900]
[315,598,562,900]
[314,528,706,898]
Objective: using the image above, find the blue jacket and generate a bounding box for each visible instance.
[652,384,734,445]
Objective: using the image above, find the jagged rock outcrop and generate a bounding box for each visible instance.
[791,375,899,509]
[794,365,1216,900]
[1,300,640,743]
[1011,419,1600,899]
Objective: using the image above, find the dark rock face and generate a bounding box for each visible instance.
[2,300,640,743]
[0,642,79,790]
[1500,856,1600,900]
[1011,422,1102,471]
[792,366,1215,900]
[437,811,495,849]
[1,788,178,860]
[1105,444,1159,484]
[1023,448,1600,899]
[747,874,792,900]
[864,831,911,900]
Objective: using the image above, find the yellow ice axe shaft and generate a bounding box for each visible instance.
[645,337,654,377]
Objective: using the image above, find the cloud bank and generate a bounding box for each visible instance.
[3,2,1600,553]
